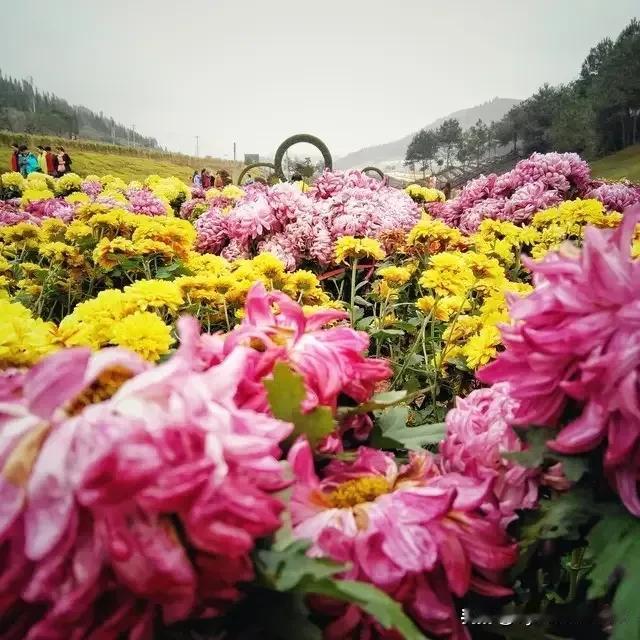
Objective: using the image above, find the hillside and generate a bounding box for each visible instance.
[0,131,241,183]
[335,98,521,170]
[591,144,640,183]
[0,71,158,149]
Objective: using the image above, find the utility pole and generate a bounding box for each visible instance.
[233,142,237,162]
[195,135,199,157]
[131,124,136,148]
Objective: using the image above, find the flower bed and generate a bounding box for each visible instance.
[1,157,639,640]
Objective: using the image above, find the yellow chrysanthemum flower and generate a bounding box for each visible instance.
[377,266,412,287]
[175,274,224,304]
[418,251,474,297]
[131,218,195,258]
[285,270,321,293]
[335,237,385,263]
[93,237,138,268]
[21,188,55,205]
[110,312,174,362]
[123,279,184,314]
[416,295,470,321]
[40,218,67,242]
[462,326,502,369]
[185,252,230,274]
[54,172,82,196]
[405,184,446,203]
[64,221,93,243]
[1,171,26,191]
[442,315,483,343]
[65,192,91,205]
[251,253,287,281]
[406,216,464,250]
[39,242,85,267]
[0,299,58,367]
[221,184,245,200]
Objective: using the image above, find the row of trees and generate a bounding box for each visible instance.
[0,71,159,149]
[405,118,506,177]
[496,19,640,156]
[405,18,640,178]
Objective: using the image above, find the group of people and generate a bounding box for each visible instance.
[192,168,232,189]
[9,143,72,177]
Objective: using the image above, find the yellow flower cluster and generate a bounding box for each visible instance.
[145,175,191,206]
[0,294,58,367]
[470,199,622,266]
[405,215,468,255]
[335,237,386,263]
[52,252,336,362]
[405,184,446,203]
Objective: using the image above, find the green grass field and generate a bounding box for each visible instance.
[0,131,241,183]
[591,144,640,183]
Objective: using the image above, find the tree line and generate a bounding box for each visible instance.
[406,18,640,177]
[0,70,159,149]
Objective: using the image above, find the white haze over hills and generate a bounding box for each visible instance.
[335,98,521,171]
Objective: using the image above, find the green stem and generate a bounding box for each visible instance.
[567,547,586,602]
[349,258,358,327]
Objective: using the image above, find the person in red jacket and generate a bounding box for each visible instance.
[10,143,19,172]
[44,146,56,176]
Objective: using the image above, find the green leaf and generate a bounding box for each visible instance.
[372,329,405,337]
[255,541,428,639]
[306,579,427,640]
[518,488,596,549]
[256,540,345,592]
[502,428,556,467]
[355,316,374,330]
[353,390,408,414]
[264,363,335,447]
[587,507,640,640]
[552,454,588,482]
[502,428,588,482]
[353,295,373,307]
[371,406,445,450]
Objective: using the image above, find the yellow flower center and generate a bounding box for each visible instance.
[325,475,390,508]
[67,366,134,415]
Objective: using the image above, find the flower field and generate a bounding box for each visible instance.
[1,154,640,640]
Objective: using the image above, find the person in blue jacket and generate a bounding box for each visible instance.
[18,145,42,177]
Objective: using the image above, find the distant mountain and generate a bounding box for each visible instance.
[335,98,521,170]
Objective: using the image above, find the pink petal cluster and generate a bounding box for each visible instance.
[289,439,517,640]
[585,181,640,212]
[24,197,76,223]
[478,205,640,515]
[195,171,419,268]
[0,319,292,638]
[0,200,36,226]
[125,187,168,216]
[431,152,592,232]
[81,179,103,197]
[0,198,76,226]
[179,197,209,221]
[204,283,391,450]
[441,383,539,525]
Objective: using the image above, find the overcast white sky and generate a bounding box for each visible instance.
[0,0,637,159]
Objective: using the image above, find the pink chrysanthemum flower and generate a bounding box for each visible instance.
[126,187,168,216]
[81,179,103,197]
[0,319,293,638]
[195,206,229,253]
[585,181,640,212]
[289,439,517,640]
[478,205,640,515]
[441,383,539,525]
[223,283,391,446]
